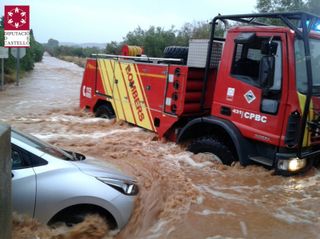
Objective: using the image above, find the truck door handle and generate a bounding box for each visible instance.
[220,106,231,116]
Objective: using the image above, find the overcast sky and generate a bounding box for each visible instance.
[1,0,257,44]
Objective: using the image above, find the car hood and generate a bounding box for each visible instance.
[70,158,135,182]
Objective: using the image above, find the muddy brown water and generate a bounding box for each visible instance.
[1,54,320,239]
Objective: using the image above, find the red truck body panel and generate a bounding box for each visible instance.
[80,58,216,138]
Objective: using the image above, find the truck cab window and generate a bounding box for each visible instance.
[295,38,320,95]
[231,37,282,90]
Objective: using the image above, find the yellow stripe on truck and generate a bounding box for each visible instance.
[108,59,127,121]
[97,59,154,130]
[133,64,156,132]
[297,92,313,147]
[97,59,110,94]
[120,62,154,131]
[114,61,136,124]
[97,59,119,119]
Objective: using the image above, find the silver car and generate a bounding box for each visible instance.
[11,129,138,229]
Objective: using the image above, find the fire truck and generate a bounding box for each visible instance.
[80,12,320,175]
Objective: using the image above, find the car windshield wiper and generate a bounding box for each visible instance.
[63,150,86,161]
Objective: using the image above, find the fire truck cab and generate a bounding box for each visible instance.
[80,12,320,175]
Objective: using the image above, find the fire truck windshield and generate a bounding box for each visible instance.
[295,38,320,95]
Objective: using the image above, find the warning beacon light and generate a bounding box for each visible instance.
[315,21,320,31]
[306,19,320,32]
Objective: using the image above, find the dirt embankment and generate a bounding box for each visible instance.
[57,55,87,68]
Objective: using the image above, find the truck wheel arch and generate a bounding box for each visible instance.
[93,100,115,119]
[177,116,252,166]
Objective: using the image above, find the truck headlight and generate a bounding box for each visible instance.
[277,158,307,172]
[98,178,139,195]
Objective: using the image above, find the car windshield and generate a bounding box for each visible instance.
[295,38,320,95]
[12,129,74,161]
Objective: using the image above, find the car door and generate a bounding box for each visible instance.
[11,145,37,217]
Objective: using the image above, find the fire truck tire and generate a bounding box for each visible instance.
[187,137,236,166]
[95,105,115,119]
[163,46,188,62]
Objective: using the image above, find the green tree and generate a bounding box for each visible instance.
[121,21,216,57]
[46,38,59,48]
[44,38,59,56]
[256,0,306,13]
[176,21,211,46]
[105,41,121,54]
[255,0,320,25]
[123,26,177,57]
[83,47,100,57]
[307,0,320,15]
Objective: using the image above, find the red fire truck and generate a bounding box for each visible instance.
[80,12,320,175]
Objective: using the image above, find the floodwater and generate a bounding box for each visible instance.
[1,54,320,239]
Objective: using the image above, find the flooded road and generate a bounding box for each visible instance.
[2,55,320,239]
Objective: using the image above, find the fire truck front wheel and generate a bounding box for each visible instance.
[188,137,236,166]
[95,105,115,119]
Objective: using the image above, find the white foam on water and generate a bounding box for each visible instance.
[273,208,313,224]
[195,208,236,217]
[165,152,216,169]
[146,220,175,239]
[214,185,262,194]
[206,236,245,239]
[12,115,111,124]
[267,170,320,195]
[142,141,177,154]
[196,185,248,204]
[33,128,141,140]
[239,221,248,237]
[288,170,320,191]
[196,195,205,204]
[149,220,168,233]
[49,115,110,123]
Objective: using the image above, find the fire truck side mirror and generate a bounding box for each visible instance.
[259,56,275,89]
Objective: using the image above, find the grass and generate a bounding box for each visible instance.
[4,72,15,83]
[1,72,23,85]
[58,56,87,68]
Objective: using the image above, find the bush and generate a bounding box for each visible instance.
[0,20,44,80]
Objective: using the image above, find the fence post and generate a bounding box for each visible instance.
[0,123,11,239]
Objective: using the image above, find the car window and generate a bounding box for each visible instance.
[12,149,29,170]
[12,145,48,170]
[12,129,74,160]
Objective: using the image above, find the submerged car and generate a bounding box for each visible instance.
[11,129,138,229]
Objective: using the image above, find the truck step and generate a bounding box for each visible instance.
[249,156,273,166]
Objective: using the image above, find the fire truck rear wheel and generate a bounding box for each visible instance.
[188,137,236,166]
[95,105,115,119]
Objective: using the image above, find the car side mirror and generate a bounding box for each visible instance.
[259,56,275,90]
